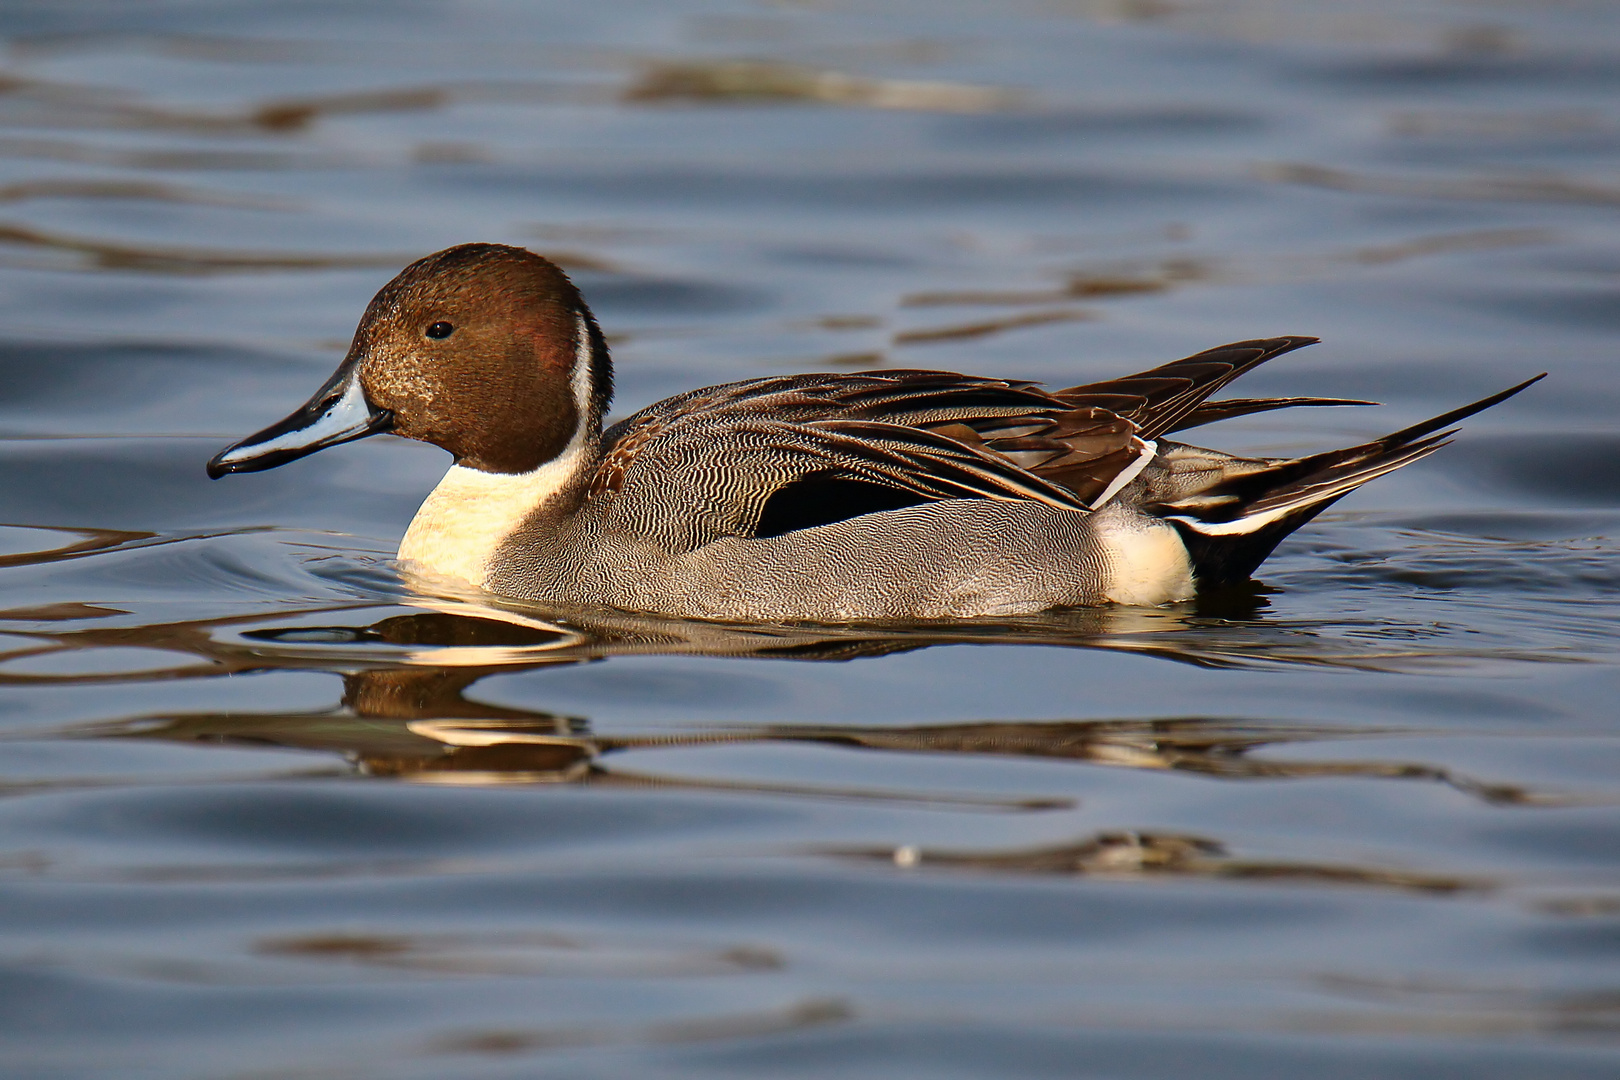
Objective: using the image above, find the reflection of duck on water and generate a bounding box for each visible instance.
[8,599,1565,892]
[209,243,1541,620]
[32,601,1549,812]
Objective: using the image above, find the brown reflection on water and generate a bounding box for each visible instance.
[0,178,295,209]
[22,926,791,999]
[902,276,1167,308]
[622,59,1020,112]
[898,227,1555,312]
[832,830,1484,894]
[0,523,175,568]
[1259,161,1620,207]
[0,133,346,171]
[256,929,783,978]
[0,70,272,134]
[0,55,1016,153]
[0,69,581,135]
[0,218,612,274]
[0,222,422,274]
[424,998,852,1059]
[891,307,1094,346]
[100,673,1070,812]
[248,81,580,132]
[1302,973,1620,1038]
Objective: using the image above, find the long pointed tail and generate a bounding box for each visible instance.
[1162,374,1545,586]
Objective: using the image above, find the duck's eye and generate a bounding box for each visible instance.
[425,321,454,340]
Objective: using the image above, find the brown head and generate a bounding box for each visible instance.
[207,243,613,478]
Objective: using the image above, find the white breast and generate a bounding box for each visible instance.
[397,450,585,587]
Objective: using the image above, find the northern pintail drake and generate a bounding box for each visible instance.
[209,243,1541,621]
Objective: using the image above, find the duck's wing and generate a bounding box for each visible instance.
[1054,336,1320,439]
[592,371,1134,550]
[597,412,1095,550]
[589,341,1351,549]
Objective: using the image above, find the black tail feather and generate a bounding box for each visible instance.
[1375,372,1545,448]
[1166,375,1544,586]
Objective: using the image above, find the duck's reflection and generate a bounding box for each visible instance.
[4,597,1571,891]
[3,574,1533,691]
[19,599,1541,809]
[0,577,1565,814]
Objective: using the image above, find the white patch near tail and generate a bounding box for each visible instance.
[1163,502,1296,536]
[1094,507,1195,606]
[397,315,598,587]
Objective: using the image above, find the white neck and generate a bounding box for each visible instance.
[396,315,598,589]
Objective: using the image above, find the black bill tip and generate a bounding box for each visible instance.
[206,369,393,479]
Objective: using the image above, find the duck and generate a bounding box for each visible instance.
[208,242,1541,622]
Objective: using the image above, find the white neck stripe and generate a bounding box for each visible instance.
[570,313,595,432]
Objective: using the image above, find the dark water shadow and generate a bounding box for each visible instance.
[418,998,853,1062]
[0,69,584,135]
[0,221,606,276]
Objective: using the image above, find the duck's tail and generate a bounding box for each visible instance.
[1158,374,1545,587]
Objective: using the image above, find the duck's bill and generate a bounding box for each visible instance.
[207,366,393,479]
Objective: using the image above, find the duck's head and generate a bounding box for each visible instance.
[207,243,612,480]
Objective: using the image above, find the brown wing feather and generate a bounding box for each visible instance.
[1056,336,1319,439]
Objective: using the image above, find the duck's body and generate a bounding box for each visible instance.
[209,243,1540,621]
[397,368,1197,619]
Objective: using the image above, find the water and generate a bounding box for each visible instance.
[1,2,1618,1077]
